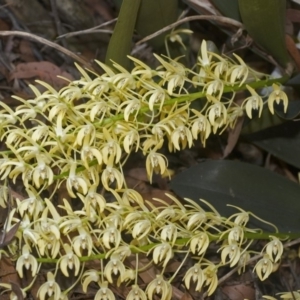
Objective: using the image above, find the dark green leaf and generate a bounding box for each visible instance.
[135,0,179,50]
[242,100,300,135]
[105,0,141,70]
[171,160,300,233]
[241,106,286,135]
[238,0,289,66]
[211,0,241,21]
[245,120,300,169]
[274,100,300,120]
[286,73,300,93]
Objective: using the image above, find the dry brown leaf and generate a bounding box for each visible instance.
[9,61,73,89]
[222,284,255,300]
[10,282,24,300]
[143,189,175,206]
[171,286,185,300]
[223,116,244,158]
[0,222,20,249]
[126,168,149,183]
[286,34,300,70]
[0,256,20,285]
[126,167,169,189]
[29,273,45,300]
[180,292,194,300]
[127,254,157,284]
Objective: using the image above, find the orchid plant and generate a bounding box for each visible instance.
[0,40,291,300]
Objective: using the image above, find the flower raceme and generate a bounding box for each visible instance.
[0,41,288,194]
[0,40,289,299]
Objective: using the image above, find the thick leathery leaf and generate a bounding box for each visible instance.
[238,0,289,66]
[241,107,286,135]
[105,0,141,70]
[242,100,300,135]
[245,121,300,169]
[211,0,241,21]
[286,73,300,93]
[135,0,179,50]
[274,100,300,120]
[171,160,300,233]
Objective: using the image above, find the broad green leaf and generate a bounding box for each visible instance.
[105,0,141,70]
[245,120,300,169]
[171,160,300,233]
[274,100,300,120]
[242,100,300,135]
[211,0,241,21]
[241,106,286,135]
[135,0,180,52]
[286,73,300,93]
[238,0,289,66]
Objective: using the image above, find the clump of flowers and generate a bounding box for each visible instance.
[0,40,290,299]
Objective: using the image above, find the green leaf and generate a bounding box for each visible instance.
[105,0,141,70]
[135,0,179,50]
[238,0,289,66]
[274,100,300,120]
[211,0,241,21]
[245,120,300,169]
[242,100,300,135]
[241,106,285,135]
[171,160,300,233]
[286,72,300,93]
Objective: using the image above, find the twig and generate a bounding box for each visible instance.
[0,31,92,68]
[136,15,243,46]
[57,18,117,39]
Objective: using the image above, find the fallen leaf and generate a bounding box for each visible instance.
[223,116,244,158]
[222,284,255,300]
[0,256,20,285]
[180,292,194,300]
[9,61,73,89]
[286,34,300,70]
[10,282,24,300]
[0,222,20,249]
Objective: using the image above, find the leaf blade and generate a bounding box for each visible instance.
[238,0,289,66]
[171,160,300,232]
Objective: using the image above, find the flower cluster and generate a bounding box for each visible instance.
[0,41,287,195]
[1,190,285,300]
[0,40,289,299]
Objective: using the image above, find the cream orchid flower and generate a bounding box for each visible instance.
[16,244,39,278]
[254,254,274,281]
[58,244,81,277]
[151,242,174,267]
[267,84,288,115]
[126,285,147,300]
[243,85,264,118]
[37,272,61,300]
[66,160,89,198]
[94,282,115,300]
[184,263,205,292]
[104,254,126,283]
[146,274,172,300]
